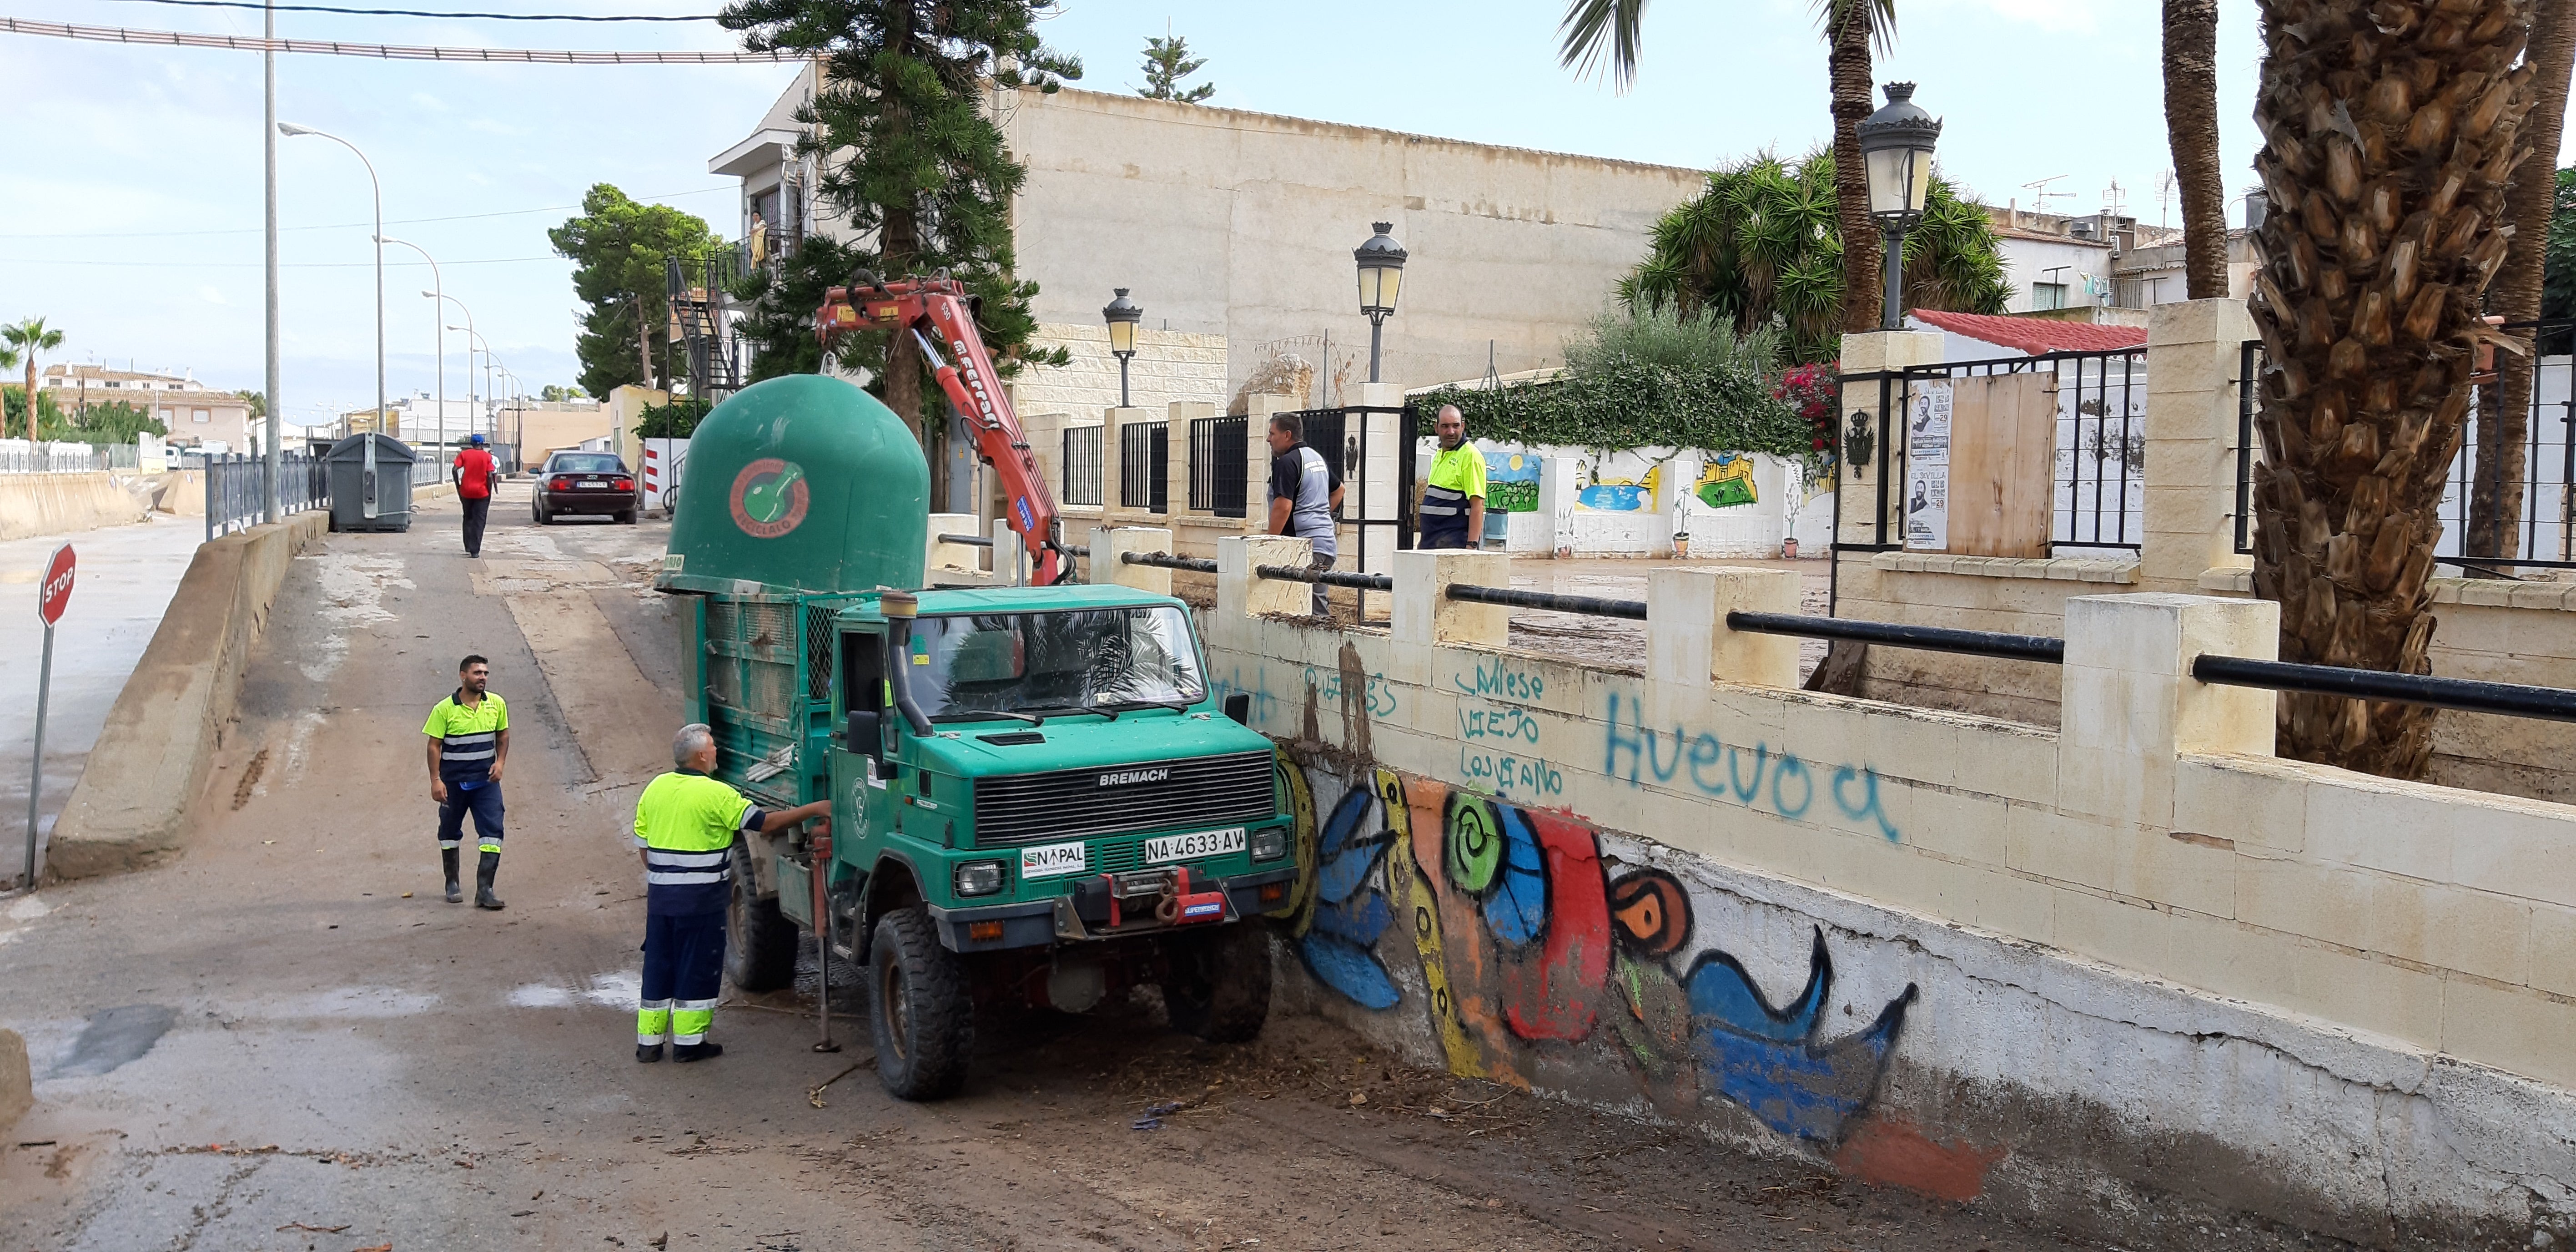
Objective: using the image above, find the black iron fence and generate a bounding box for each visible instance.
[1061,425,1102,507]
[1838,348,2146,555]
[205,452,328,540]
[1188,415,1248,517]
[2237,319,2576,569]
[1119,421,1167,512]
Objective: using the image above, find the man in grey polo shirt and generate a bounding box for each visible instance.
[1266,412,1344,617]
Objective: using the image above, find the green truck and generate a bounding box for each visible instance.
[656,374,1295,1100]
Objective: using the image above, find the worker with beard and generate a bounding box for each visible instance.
[423,653,510,908]
[1417,404,1487,549]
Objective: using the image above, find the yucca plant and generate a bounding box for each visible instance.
[2245,0,2536,776]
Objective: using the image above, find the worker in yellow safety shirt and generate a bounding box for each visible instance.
[1417,403,1487,549]
[423,653,510,908]
[632,722,830,1063]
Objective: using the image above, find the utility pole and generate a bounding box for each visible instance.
[635,293,654,392]
[261,0,280,522]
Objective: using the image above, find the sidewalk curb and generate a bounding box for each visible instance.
[43,510,330,881]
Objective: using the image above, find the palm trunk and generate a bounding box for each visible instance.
[2247,0,2536,778]
[2469,0,2573,562]
[2162,0,2229,299]
[21,360,34,441]
[1829,2,1883,334]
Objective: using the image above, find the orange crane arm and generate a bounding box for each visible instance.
[817,275,1065,583]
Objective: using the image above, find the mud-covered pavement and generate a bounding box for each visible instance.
[2,488,2104,1251]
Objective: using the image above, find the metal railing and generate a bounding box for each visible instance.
[937,532,995,547]
[205,452,328,540]
[1839,347,2147,556]
[1728,611,2064,662]
[0,440,127,474]
[1188,415,1249,517]
[1119,421,1167,512]
[411,458,442,487]
[1062,425,1103,507]
[1447,583,1646,619]
[2238,320,2576,568]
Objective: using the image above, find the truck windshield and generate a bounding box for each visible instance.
[908,606,1205,722]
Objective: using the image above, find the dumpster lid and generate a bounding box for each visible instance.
[325,432,418,463]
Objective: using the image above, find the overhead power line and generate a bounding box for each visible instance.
[0,255,560,268]
[0,15,795,61]
[108,0,720,21]
[7,185,733,239]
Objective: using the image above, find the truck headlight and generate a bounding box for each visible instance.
[1251,825,1288,862]
[954,860,1006,897]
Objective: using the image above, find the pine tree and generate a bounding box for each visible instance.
[720,0,1080,503]
[1138,33,1213,104]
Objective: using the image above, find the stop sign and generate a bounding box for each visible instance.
[37,544,73,627]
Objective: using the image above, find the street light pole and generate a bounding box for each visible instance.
[278,122,383,435]
[1353,222,1408,385]
[261,0,279,522]
[380,240,444,468]
[1856,83,1943,331]
[435,295,478,440]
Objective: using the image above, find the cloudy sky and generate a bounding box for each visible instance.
[0,0,2563,426]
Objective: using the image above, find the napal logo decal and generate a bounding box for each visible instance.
[1097,767,1170,788]
[729,458,809,539]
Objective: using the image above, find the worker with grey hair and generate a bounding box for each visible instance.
[631,722,829,1063]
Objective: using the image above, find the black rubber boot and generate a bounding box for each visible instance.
[441,848,463,904]
[475,851,507,910]
[636,1043,664,1063]
[671,1041,724,1063]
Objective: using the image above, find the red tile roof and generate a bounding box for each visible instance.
[1911,309,2149,355]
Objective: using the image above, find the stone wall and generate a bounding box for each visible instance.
[1007,323,1229,427]
[1105,529,2576,1248]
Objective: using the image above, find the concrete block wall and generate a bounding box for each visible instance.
[1195,534,2576,1246]
[1009,323,1227,422]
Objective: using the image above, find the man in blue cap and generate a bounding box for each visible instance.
[452,433,498,557]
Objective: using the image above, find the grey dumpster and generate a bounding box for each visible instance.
[324,433,417,533]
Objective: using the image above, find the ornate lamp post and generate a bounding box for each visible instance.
[1102,288,1142,408]
[1354,222,1407,384]
[1856,82,1942,331]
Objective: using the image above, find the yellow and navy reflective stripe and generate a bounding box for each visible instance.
[1420,482,1471,517]
[642,847,730,886]
[638,999,673,1043]
[441,729,499,762]
[670,999,717,1045]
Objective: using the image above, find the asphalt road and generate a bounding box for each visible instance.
[0,512,203,887]
[0,485,2204,1251]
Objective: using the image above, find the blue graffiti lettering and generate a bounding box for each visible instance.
[1209,667,1278,727]
[1832,766,1900,842]
[1460,702,1543,744]
[1771,755,1812,818]
[1453,654,1547,702]
[1727,743,1766,803]
[1308,666,1399,719]
[1459,746,1567,798]
[1685,732,1724,794]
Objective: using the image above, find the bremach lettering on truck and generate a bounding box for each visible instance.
[658,370,1295,1101]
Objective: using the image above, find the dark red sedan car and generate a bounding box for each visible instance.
[533,452,640,524]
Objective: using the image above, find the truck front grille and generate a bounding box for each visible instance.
[972,750,1275,847]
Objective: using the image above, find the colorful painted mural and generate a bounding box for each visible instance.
[1268,751,1917,1146]
[1484,450,1540,514]
[1694,454,1758,509]
[1575,462,1658,512]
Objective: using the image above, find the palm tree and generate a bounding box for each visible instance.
[2245,0,2536,777]
[1621,150,2009,363]
[1559,0,1898,336]
[2162,0,2228,299]
[2466,2,2575,562]
[1,318,63,441]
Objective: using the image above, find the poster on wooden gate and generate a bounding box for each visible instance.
[1904,382,1951,550]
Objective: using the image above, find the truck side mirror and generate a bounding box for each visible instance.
[845,709,881,757]
[1222,693,1252,725]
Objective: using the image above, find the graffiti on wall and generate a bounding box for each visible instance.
[1270,750,1918,1146]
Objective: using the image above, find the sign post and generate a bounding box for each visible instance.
[24,544,73,891]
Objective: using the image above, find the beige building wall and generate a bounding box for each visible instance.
[993,87,1704,399]
[1008,323,1228,422]
[513,400,615,462]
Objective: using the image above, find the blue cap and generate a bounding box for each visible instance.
[469,433,486,444]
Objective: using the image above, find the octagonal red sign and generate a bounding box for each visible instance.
[37,543,74,627]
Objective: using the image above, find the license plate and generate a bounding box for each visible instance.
[1019,841,1088,878]
[1143,827,1246,864]
[580,478,604,487]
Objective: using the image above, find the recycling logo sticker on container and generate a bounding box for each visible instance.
[729,458,810,539]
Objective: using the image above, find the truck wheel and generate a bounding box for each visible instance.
[1163,922,1273,1043]
[723,844,799,993]
[869,905,974,1100]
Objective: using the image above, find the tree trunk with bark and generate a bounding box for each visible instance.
[1829,1,1884,334]
[2469,0,2573,562]
[2163,0,2230,299]
[2247,0,2536,777]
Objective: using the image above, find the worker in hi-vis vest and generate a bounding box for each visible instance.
[423,653,510,909]
[1417,404,1487,550]
[631,722,830,1063]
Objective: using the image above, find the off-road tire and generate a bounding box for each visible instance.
[1163,922,1273,1043]
[869,905,974,1101]
[723,843,799,993]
